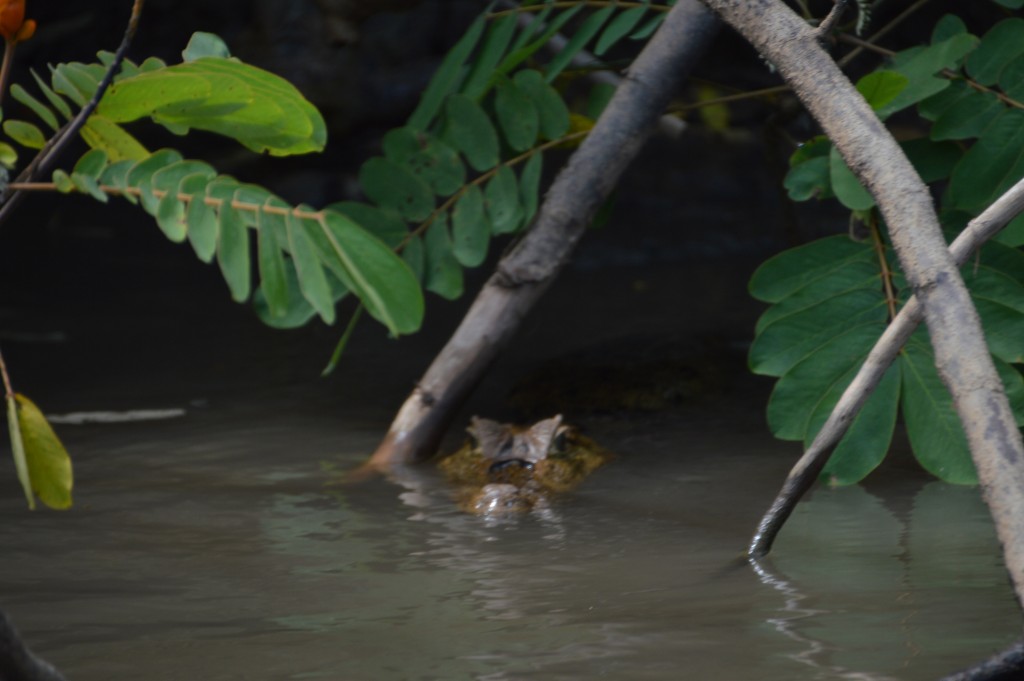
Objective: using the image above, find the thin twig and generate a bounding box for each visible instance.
[749,175,1024,557]
[0,347,13,398]
[0,39,16,110]
[812,0,847,40]
[0,0,145,230]
[838,33,1024,110]
[837,0,933,68]
[868,213,897,321]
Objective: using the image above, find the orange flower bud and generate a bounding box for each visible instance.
[0,0,28,42]
[14,18,32,43]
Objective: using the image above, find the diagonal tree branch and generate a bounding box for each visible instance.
[700,0,1024,608]
[750,176,1024,557]
[367,0,720,468]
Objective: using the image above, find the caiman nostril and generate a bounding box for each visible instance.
[487,458,535,475]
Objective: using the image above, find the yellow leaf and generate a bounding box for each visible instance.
[554,114,594,150]
[15,394,73,510]
[6,393,33,509]
[82,115,150,162]
[696,84,730,134]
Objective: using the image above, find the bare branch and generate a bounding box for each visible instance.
[700,0,1024,608]
[750,177,1024,557]
[367,0,720,468]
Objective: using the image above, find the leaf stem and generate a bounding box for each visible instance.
[837,33,1024,110]
[321,304,364,377]
[868,212,898,322]
[0,39,16,110]
[489,1,669,18]
[397,128,590,252]
[836,0,934,68]
[0,346,13,399]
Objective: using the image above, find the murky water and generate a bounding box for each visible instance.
[0,391,1019,681]
[1,195,1020,680]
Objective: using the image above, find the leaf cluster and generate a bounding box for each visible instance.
[757,11,1024,484]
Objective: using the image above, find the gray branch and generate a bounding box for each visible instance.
[750,177,1024,557]
[700,0,1024,607]
[367,0,719,468]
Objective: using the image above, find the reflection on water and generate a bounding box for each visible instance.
[0,403,1019,680]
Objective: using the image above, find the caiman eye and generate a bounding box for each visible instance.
[551,426,571,454]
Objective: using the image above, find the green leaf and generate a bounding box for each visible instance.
[443,94,500,172]
[855,71,908,112]
[182,31,232,61]
[217,202,251,302]
[829,146,875,210]
[817,362,900,485]
[99,58,327,156]
[32,68,72,121]
[14,394,73,510]
[52,169,75,193]
[519,152,543,224]
[595,6,647,56]
[750,234,873,303]
[407,12,486,130]
[751,289,887,377]
[49,64,88,107]
[900,138,961,183]
[918,79,971,122]
[878,33,979,117]
[767,323,882,441]
[73,149,109,179]
[494,77,538,151]
[286,212,335,324]
[70,173,108,203]
[6,393,32,508]
[947,108,1024,214]
[513,69,570,140]
[327,202,408,248]
[585,82,617,120]
[0,143,17,168]
[931,14,968,43]
[183,175,217,262]
[383,129,465,197]
[402,234,426,283]
[965,18,1024,86]
[252,261,324,330]
[156,188,186,242]
[999,53,1024,102]
[901,335,975,484]
[424,214,463,300]
[359,156,435,221]
[992,0,1024,7]
[997,212,1024,247]
[545,6,615,82]
[81,115,149,161]
[126,149,185,211]
[11,84,58,130]
[257,204,289,319]
[630,11,665,41]
[496,5,583,78]
[784,156,831,201]
[451,185,489,267]
[461,13,518,99]
[4,120,46,149]
[930,90,1004,140]
[317,212,424,335]
[52,63,101,105]
[486,165,522,234]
